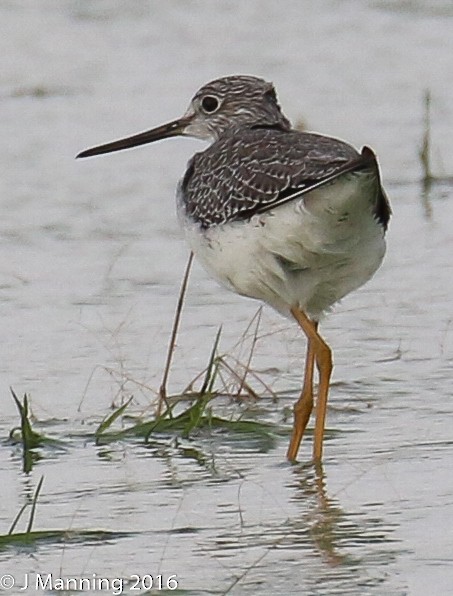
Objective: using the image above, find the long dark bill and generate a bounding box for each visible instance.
[76,116,191,159]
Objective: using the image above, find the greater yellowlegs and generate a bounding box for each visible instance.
[78,75,391,462]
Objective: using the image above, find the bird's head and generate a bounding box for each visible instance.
[77,75,291,158]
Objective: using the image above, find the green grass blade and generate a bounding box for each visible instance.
[199,325,222,395]
[95,397,133,439]
[26,476,44,534]
[7,503,29,536]
[0,529,132,550]
[10,388,43,449]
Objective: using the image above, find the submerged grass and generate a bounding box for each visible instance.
[0,475,131,551]
[419,89,453,188]
[9,389,64,473]
[0,529,130,550]
[94,323,278,450]
[7,475,44,536]
[10,389,44,450]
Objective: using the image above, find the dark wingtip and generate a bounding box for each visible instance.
[360,145,378,163]
[361,146,391,230]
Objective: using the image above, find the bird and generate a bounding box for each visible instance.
[77,75,391,462]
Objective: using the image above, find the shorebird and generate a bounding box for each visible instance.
[78,75,390,462]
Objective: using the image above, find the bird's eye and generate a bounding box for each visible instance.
[201,95,220,113]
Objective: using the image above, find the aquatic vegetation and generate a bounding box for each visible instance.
[9,390,62,473]
[94,324,278,451]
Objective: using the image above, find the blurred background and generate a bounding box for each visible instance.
[1,1,453,595]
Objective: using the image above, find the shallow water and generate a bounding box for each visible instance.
[1,1,453,594]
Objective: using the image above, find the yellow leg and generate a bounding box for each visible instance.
[286,327,316,461]
[289,307,333,462]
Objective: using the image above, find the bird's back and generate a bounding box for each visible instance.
[179,126,390,231]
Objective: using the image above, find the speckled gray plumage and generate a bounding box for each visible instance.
[180,125,390,229]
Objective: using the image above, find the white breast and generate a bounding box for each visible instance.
[178,170,386,320]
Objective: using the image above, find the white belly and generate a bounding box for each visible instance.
[178,172,386,320]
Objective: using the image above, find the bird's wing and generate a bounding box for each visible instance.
[181,128,376,227]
